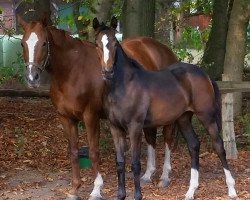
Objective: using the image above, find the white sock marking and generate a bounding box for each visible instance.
[90,172,103,198]
[223,168,237,198]
[185,168,199,200]
[141,145,156,181]
[160,144,171,181]
[101,34,109,65]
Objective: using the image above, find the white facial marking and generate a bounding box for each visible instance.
[26,32,39,63]
[185,168,199,200]
[90,172,103,198]
[141,145,156,182]
[101,34,109,65]
[223,168,237,198]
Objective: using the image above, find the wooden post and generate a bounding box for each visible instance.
[221,74,238,159]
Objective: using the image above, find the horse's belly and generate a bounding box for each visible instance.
[144,99,187,127]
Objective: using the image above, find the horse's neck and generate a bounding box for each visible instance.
[109,45,137,93]
[48,27,69,47]
[46,27,77,84]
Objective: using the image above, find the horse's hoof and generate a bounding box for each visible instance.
[158,179,170,188]
[88,196,103,200]
[140,177,152,185]
[228,188,237,199]
[185,192,194,200]
[67,194,81,200]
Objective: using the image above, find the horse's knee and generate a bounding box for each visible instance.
[132,161,141,176]
[187,139,200,155]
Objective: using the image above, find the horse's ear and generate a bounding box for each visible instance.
[110,16,118,30]
[40,13,50,27]
[17,15,27,29]
[93,17,100,31]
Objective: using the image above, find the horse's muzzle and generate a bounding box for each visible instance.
[102,68,114,80]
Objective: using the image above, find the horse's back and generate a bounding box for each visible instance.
[169,62,215,112]
[121,37,178,70]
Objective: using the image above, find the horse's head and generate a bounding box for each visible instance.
[18,15,50,88]
[93,16,118,77]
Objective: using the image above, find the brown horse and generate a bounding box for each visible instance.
[18,16,178,199]
[94,21,237,200]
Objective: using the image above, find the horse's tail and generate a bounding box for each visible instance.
[211,80,222,133]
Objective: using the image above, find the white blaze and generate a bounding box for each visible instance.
[101,34,109,65]
[26,32,39,81]
[26,32,39,63]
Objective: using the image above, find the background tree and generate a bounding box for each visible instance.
[223,0,250,115]
[15,0,52,34]
[122,0,156,39]
[201,0,230,80]
[94,0,115,23]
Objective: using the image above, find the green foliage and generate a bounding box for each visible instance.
[171,0,213,16]
[246,22,250,54]
[179,26,210,50]
[0,52,25,85]
[170,26,210,63]
[110,0,124,18]
[239,113,250,149]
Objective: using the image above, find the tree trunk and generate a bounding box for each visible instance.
[202,0,230,80]
[95,0,115,23]
[122,0,155,39]
[122,0,142,38]
[140,0,155,37]
[223,0,250,115]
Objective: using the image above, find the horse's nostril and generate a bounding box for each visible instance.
[34,74,39,80]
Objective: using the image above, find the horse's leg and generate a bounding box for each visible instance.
[141,128,156,183]
[129,124,143,200]
[110,125,126,200]
[158,124,174,188]
[197,113,237,198]
[84,113,103,200]
[59,115,81,200]
[177,113,200,200]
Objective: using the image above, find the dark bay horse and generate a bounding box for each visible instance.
[94,23,237,200]
[93,16,179,188]
[18,16,178,199]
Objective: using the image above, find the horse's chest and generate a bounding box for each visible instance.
[104,91,147,127]
[104,94,129,126]
[50,88,85,119]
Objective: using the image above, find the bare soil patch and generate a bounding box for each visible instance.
[0,97,249,199]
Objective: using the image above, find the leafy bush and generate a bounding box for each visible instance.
[0,52,25,85]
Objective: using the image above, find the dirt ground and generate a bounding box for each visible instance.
[0,97,249,200]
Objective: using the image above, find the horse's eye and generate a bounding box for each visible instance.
[43,42,47,47]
